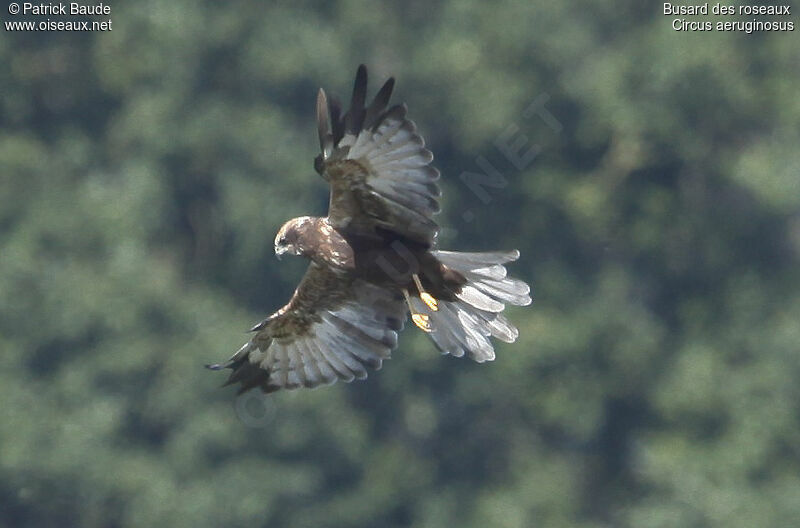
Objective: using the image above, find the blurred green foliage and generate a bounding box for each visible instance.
[2,1,799,527]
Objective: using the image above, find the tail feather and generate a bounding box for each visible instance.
[434,249,520,266]
[418,250,531,362]
[478,311,519,344]
[411,297,495,361]
[456,285,505,313]
[473,277,531,306]
[465,264,507,280]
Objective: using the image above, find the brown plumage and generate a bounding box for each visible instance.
[208,65,531,394]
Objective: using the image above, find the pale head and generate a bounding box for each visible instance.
[274,216,315,259]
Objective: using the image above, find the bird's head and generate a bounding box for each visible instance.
[274,216,314,259]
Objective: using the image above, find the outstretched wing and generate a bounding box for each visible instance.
[315,65,441,246]
[208,262,406,394]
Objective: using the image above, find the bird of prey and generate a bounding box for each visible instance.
[208,65,531,394]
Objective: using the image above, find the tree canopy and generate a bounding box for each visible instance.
[2,2,799,527]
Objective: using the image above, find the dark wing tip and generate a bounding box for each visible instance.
[364,77,396,130]
[344,65,369,135]
[352,65,367,105]
[356,63,367,82]
[249,320,267,332]
[329,95,344,145]
[314,154,326,176]
[379,77,396,103]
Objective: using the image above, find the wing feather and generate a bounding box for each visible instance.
[311,327,356,382]
[316,65,441,246]
[209,263,406,393]
[278,343,290,387]
[301,338,337,386]
[364,77,395,130]
[316,88,333,160]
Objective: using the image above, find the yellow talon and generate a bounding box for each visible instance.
[412,313,432,332]
[404,287,433,332]
[420,292,439,311]
[412,274,439,312]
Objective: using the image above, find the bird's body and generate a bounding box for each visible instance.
[277,215,467,302]
[209,65,532,394]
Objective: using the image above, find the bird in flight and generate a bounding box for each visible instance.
[208,65,531,393]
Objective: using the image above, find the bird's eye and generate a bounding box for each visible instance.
[279,236,288,245]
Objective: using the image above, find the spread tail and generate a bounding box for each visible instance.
[413,249,531,362]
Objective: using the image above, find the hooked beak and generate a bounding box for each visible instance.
[275,244,288,260]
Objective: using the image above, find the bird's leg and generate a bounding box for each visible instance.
[412,273,439,311]
[403,288,431,332]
